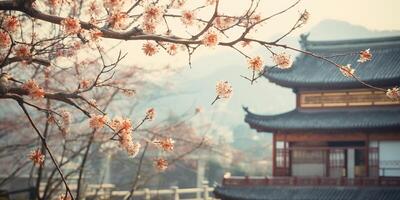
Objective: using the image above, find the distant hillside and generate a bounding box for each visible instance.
[308,19,400,41]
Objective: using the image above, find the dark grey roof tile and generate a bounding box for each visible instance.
[244,107,400,132]
[214,186,400,200]
[265,36,400,89]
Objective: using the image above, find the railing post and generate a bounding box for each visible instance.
[264,177,269,185]
[202,181,209,200]
[29,187,35,200]
[293,176,297,186]
[107,185,113,200]
[171,186,179,200]
[144,188,150,200]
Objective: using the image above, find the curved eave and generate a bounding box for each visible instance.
[244,108,400,133]
[264,72,400,90]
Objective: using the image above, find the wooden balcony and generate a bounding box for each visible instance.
[222,176,400,187]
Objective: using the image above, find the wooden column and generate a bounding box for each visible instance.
[283,134,287,176]
[326,149,330,177]
[365,133,370,177]
[272,133,276,176]
[288,141,292,177]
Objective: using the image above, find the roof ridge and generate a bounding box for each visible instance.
[304,35,400,48]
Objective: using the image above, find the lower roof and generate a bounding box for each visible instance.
[214,186,400,200]
[244,107,400,132]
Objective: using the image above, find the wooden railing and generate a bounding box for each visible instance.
[85,181,215,200]
[222,176,400,187]
[34,181,214,200]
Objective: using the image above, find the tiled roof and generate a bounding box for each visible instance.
[214,186,400,200]
[244,107,400,132]
[265,36,400,89]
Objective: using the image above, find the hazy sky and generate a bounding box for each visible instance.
[109,0,400,69]
[260,0,400,31]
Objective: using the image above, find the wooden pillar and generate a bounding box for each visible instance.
[272,133,276,176]
[283,133,288,176]
[344,151,348,177]
[288,142,292,177]
[326,149,330,177]
[365,133,370,177]
[378,141,380,176]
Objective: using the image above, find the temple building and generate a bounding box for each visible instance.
[214,36,400,200]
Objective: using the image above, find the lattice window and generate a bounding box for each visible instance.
[299,89,400,108]
[275,149,289,176]
[292,150,325,164]
[329,149,345,177]
[369,148,379,177]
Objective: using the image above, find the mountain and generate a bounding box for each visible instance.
[308,19,400,41]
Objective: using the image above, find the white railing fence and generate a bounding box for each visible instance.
[84,181,216,200]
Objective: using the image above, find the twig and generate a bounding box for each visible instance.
[17,100,75,200]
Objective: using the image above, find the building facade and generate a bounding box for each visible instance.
[214,36,400,200]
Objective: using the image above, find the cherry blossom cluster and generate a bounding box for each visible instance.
[29,149,45,166]
[22,80,45,99]
[298,10,310,26]
[248,56,263,72]
[14,44,31,58]
[89,114,108,129]
[0,31,11,48]
[57,194,72,200]
[386,87,400,100]
[145,108,156,120]
[202,31,219,47]
[142,4,164,34]
[212,80,233,104]
[154,158,168,171]
[339,49,372,78]
[181,10,196,26]
[273,53,293,69]
[358,49,372,63]
[214,16,236,30]
[108,116,141,157]
[3,15,20,32]
[340,64,355,78]
[61,18,81,35]
[150,137,175,171]
[153,138,175,152]
[59,110,72,136]
[216,81,232,99]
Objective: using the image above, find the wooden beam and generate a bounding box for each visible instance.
[277,132,368,142]
[370,133,400,140]
[365,133,370,177]
[277,132,400,142]
[272,133,276,176]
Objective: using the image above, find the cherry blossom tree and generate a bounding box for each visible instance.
[0,0,398,199]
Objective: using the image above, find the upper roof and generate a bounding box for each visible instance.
[265,35,400,89]
[214,186,400,200]
[244,107,400,132]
